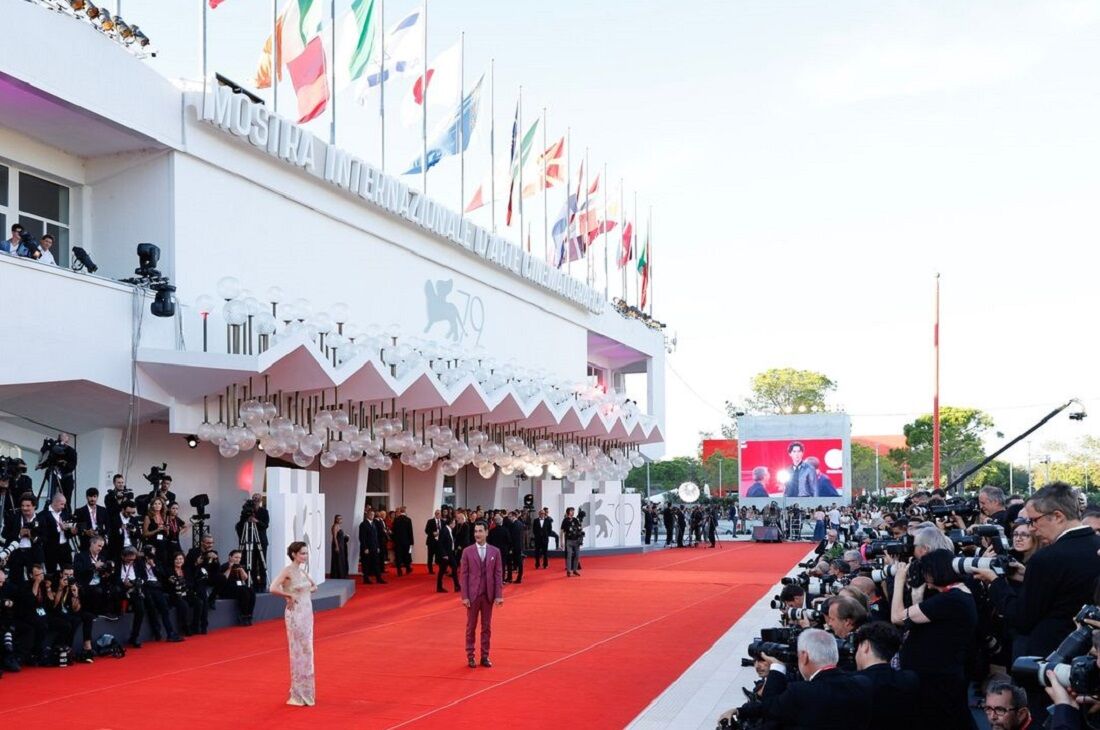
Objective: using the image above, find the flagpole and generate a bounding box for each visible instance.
[620,177,625,300]
[634,191,639,306]
[459,31,465,221]
[603,162,609,300]
[564,126,571,276]
[542,107,548,264]
[330,0,337,145]
[421,0,429,194]
[517,86,524,246]
[379,0,385,171]
[584,147,591,287]
[201,0,208,105]
[271,0,279,114]
[489,58,496,233]
[648,205,654,316]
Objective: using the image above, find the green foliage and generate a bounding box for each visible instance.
[744,368,836,414]
[889,406,994,487]
[971,460,1030,492]
[702,452,738,494]
[624,456,705,496]
[851,443,902,496]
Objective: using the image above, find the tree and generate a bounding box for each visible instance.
[702,452,738,496]
[890,406,994,487]
[744,368,836,414]
[624,456,704,497]
[851,443,902,496]
[972,460,1030,492]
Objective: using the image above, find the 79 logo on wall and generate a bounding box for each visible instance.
[423,279,485,345]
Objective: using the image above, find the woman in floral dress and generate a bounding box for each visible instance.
[270,541,318,706]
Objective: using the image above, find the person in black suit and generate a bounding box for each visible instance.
[453,511,473,560]
[108,500,143,562]
[38,492,79,574]
[662,505,674,546]
[506,512,525,584]
[73,487,110,552]
[0,473,18,532]
[217,549,256,626]
[391,507,414,575]
[116,546,149,648]
[488,515,511,574]
[358,509,385,584]
[1,493,44,584]
[814,529,841,558]
[805,458,840,498]
[104,474,132,517]
[978,485,1012,533]
[973,482,1100,720]
[675,507,686,548]
[532,509,553,568]
[424,510,441,574]
[373,512,390,573]
[726,628,872,729]
[853,622,918,730]
[435,514,460,593]
[643,504,655,544]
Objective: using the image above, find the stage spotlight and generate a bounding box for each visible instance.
[71,246,98,273]
[150,282,177,318]
[136,242,161,277]
[184,435,199,449]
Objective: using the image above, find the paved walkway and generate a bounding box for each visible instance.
[627,545,813,730]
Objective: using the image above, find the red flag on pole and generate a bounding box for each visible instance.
[287,36,330,123]
[209,0,229,8]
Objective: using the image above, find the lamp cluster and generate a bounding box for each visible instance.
[32,1,154,57]
[195,391,646,481]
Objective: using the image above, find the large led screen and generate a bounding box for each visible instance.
[739,438,844,499]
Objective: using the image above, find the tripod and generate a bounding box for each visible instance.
[239,519,267,590]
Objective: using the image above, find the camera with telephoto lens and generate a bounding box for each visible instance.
[972,524,1012,554]
[1012,605,1100,690]
[745,627,800,666]
[947,529,978,551]
[866,535,914,560]
[64,575,77,587]
[783,607,823,624]
[144,463,169,488]
[240,499,256,519]
[927,498,979,520]
[869,563,898,583]
[19,231,40,258]
[951,555,1011,577]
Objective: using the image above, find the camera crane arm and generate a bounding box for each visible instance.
[944,398,1086,494]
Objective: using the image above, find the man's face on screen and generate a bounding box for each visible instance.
[789,446,803,466]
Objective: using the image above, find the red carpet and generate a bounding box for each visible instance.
[0,542,808,729]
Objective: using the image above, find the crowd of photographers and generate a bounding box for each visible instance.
[722,482,1100,730]
[0,455,268,676]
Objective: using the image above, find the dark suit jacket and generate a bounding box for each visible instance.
[436,524,455,559]
[989,525,1100,657]
[784,462,815,498]
[392,515,414,549]
[453,522,473,552]
[532,517,554,544]
[859,663,919,730]
[359,519,379,552]
[459,544,503,601]
[745,482,768,498]
[424,517,441,542]
[487,524,511,552]
[506,519,525,555]
[37,507,76,552]
[815,539,839,556]
[73,550,107,586]
[74,504,110,549]
[738,668,872,730]
[816,476,840,498]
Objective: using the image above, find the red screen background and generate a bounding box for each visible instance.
[738,438,844,498]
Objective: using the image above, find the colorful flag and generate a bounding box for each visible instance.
[637,228,650,309]
[209,0,229,8]
[618,221,633,268]
[334,0,378,91]
[287,35,329,123]
[356,7,424,98]
[521,136,565,198]
[254,0,322,89]
[401,40,461,127]
[554,161,586,266]
[505,120,540,225]
[404,76,485,174]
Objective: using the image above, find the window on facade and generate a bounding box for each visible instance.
[0,164,8,238]
[443,475,456,508]
[0,165,71,265]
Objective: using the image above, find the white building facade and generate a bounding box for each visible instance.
[0,3,665,573]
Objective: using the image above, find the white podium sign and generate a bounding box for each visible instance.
[266,467,326,586]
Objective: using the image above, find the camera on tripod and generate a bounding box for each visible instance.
[37,437,76,472]
[144,463,170,488]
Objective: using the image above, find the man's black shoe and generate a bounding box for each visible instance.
[168,635,184,643]
[436,587,448,593]
[468,657,477,668]
[128,638,143,649]
[480,657,492,668]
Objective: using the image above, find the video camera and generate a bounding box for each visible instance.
[37,437,77,472]
[865,535,914,560]
[19,231,40,258]
[0,455,26,481]
[144,463,169,488]
[1012,604,1100,693]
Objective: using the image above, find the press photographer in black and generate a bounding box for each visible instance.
[141,547,182,642]
[1,493,43,584]
[186,535,220,610]
[167,550,207,635]
[73,487,110,551]
[726,628,872,729]
[104,474,133,516]
[218,549,256,626]
[108,500,142,561]
[235,493,269,591]
[115,546,148,648]
[890,547,978,729]
[46,565,96,662]
[852,622,918,730]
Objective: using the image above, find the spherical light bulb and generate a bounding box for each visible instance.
[255,312,277,335]
[216,276,241,300]
[224,299,248,326]
[194,294,216,316]
[266,286,284,304]
[290,298,312,320]
[330,302,350,324]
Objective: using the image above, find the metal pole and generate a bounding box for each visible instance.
[421,0,428,194]
[620,178,626,298]
[718,458,723,498]
[489,58,496,233]
[564,127,571,275]
[634,190,639,305]
[379,0,384,170]
[933,273,942,489]
[202,0,208,86]
[459,31,465,220]
[1009,462,1013,491]
[1027,441,1033,494]
[542,107,548,263]
[875,444,880,495]
[272,0,279,114]
[584,147,590,286]
[330,0,337,145]
[518,86,524,243]
[603,162,609,300]
[646,461,651,500]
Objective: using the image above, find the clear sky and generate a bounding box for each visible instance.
[117,0,1100,464]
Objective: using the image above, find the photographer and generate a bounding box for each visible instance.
[973,483,1100,663]
[185,537,220,612]
[217,549,256,626]
[0,566,26,672]
[890,548,978,728]
[847,577,888,623]
[729,628,872,729]
[235,493,269,589]
[561,507,584,577]
[46,565,95,662]
[853,622,918,730]
[72,535,115,618]
[39,492,79,574]
[115,547,148,649]
[167,551,206,635]
[19,564,53,664]
[979,486,1013,532]
[983,681,1034,730]
[141,548,182,642]
[137,469,175,515]
[1,493,44,584]
[73,487,110,552]
[104,474,132,517]
[823,595,866,641]
[108,500,142,561]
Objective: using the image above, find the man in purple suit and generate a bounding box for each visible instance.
[459,520,504,668]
